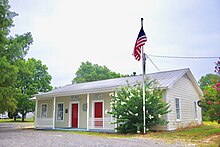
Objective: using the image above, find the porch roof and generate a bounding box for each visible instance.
[36,68,202,98]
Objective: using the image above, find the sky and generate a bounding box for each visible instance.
[9,0,220,87]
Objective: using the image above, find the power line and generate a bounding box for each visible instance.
[148,55,219,59]
[145,54,160,71]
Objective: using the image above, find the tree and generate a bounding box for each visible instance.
[201,58,220,123]
[0,0,33,113]
[15,58,52,121]
[108,79,170,134]
[0,57,18,113]
[198,74,220,91]
[72,61,127,83]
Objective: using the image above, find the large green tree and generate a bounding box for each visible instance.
[0,1,52,122]
[15,58,52,121]
[72,61,127,83]
[198,74,220,91]
[0,0,33,113]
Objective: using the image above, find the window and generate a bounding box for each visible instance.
[175,98,181,121]
[194,101,198,119]
[57,103,64,121]
[41,104,47,118]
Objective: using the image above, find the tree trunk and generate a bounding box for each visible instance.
[8,112,13,119]
[22,112,25,122]
[13,113,17,122]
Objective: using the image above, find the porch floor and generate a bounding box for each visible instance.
[35,127,115,133]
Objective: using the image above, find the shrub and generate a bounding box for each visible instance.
[201,83,220,123]
[108,79,170,133]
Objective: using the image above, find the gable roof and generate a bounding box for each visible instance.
[36,68,202,98]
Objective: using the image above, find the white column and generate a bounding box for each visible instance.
[34,97,38,128]
[87,93,90,131]
[165,92,170,130]
[114,92,117,132]
[52,97,56,129]
[102,100,104,129]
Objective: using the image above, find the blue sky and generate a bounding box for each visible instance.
[9,0,220,87]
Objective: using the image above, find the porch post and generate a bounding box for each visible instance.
[34,97,38,128]
[87,93,90,131]
[52,97,56,129]
[114,92,117,132]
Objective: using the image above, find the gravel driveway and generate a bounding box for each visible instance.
[0,123,188,147]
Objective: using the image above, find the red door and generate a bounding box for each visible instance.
[72,103,78,128]
[94,102,103,127]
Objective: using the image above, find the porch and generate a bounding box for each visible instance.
[34,92,116,132]
[35,117,115,130]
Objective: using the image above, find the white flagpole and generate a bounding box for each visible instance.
[141,18,146,134]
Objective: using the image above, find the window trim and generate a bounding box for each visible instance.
[194,101,198,120]
[56,102,64,122]
[175,97,181,122]
[40,103,48,118]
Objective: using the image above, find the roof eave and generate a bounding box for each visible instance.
[36,87,116,98]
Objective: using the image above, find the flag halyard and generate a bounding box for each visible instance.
[133,27,147,61]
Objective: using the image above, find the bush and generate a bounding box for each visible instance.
[201,83,220,124]
[201,58,220,123]
[108,79,170,134]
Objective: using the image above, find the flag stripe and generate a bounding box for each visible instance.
[133,26,147,61]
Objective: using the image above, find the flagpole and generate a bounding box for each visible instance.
[141,18,146,134]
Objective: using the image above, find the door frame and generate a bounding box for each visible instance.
[92,100,104,128]
[68,101,80,128]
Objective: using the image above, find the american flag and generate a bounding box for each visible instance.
[133,26,147,61]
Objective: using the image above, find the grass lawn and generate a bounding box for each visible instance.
[143,121,220,146]
[0,117,34,123]
[60,121,219,146]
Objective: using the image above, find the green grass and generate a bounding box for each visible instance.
[144,121,220,146]
[54,121,220,146]
[0,117,34,123]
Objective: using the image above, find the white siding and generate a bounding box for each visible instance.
[79,95,87,128]
[55,96,71,128]
[166,74,202,130]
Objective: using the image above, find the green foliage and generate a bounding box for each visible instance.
[16,58,52,95]
[198,74,220,91]
[15,58,52,121]
[108,79,170,134]
[72,61,127,83]
[201,58,220,123]
[0,0,15,38]
[0,0,33,113]
[6,33,33,62]
[201,83,220,124]
[0,0,52,120]
[0,57,18,112]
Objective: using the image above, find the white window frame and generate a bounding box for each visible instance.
[57,102,64,122]
[40,103,48,118]
[175,97,181,122]
[194,101,198,120]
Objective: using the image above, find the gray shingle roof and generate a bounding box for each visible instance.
[36,68,202,98]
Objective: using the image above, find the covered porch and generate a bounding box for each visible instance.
[34,92,116,132]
